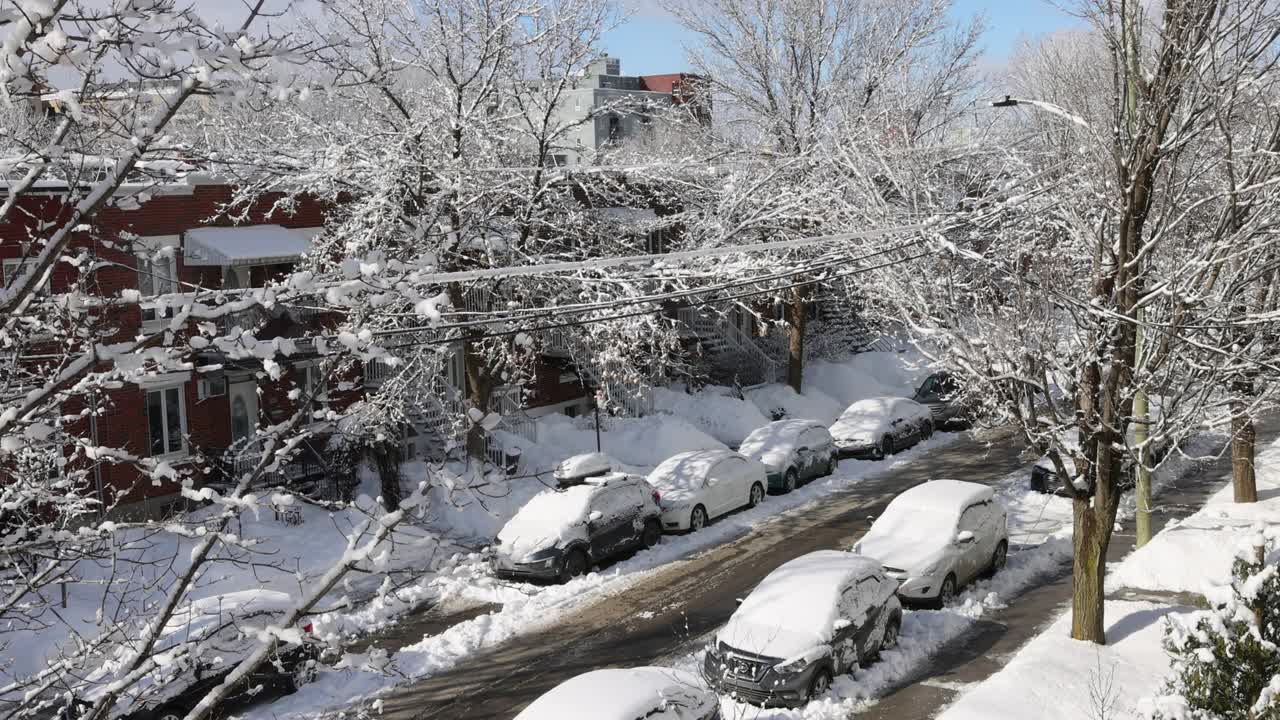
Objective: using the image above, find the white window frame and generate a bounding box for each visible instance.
[135,235,180,334]
[298,362,329,409]
[3,257,51,297]
[145,382,189,460]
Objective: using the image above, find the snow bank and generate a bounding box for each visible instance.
[804,351,928,408]
[745,383,845,425]
[936,600,1192,720]
[652,386,769,447]
[1108,434,1280,594]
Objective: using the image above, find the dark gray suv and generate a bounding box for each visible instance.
[703,551,901,707]
[491,455,662,583]
[912,372,975,429]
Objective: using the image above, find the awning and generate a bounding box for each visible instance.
[183,225,322,267]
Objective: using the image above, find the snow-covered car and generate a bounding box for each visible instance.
[514,667,720,720]
[74,590,328,720]
[829,397,933,459]
[646,449,766,533]
[703,550,901,708]
[1030,434,1172,497]
[738,419,838,494]
[911,372,977,429]
[855,480,1008,607]
[492,455,662,583]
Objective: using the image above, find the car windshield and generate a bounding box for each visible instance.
[865,502,958,549]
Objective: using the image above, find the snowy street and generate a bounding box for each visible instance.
[348,428,1028,720]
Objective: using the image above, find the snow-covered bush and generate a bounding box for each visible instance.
[1143,528,1280,720]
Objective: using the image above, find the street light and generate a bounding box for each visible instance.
[991,91,1152,547]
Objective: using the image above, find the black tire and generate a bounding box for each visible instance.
[289,658,317,690]
[935,573,957,609]
[641,520,662,548]
[689,505,708,532]
[880,436,895,459]
[826,454,838,476]
[783,468,798,493]
[987,540,1008,577]
[807,666,833,700]
[558,548,588,583]
[748,482,765,508]
[881,614,901,652]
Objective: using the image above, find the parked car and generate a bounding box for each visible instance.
[911,372,976,429]
[703,550,902,708]
[514,667,720,720]
[829,397,933,459]
[646,449,766,532]
[855,480,1008,608]
[75,590,329,720]
[738,419,838,493]
[491,454,662,583]
[1029,434,1173,497]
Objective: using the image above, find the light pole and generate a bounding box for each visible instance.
[991,94,1153,547]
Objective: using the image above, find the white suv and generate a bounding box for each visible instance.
[855,480,1008,607]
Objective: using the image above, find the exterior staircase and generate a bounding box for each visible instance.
[676,307,785,388]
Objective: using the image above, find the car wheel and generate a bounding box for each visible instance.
[641,520,662,548]
[289,658,317,690]
[690,505,708,532]
[936,573,957,608]
[748,482,765,508]
[783,468,798,493]
[988,540,1008,576]
[826,454,838,476]
[880,436,895,459]
[880,614,901,652]
[558,548,588,583]
[807,666,833,700]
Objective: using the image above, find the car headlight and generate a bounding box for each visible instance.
[526,547,560,562]
[773,657,809,675]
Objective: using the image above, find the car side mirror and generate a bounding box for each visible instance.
[588,510,603,522]
[735,597,744,606]
[956,531,976,544]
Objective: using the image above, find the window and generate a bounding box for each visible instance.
[302,364,329,409]
[197,376,226,400]
[137,247,178,325]
[147,385,187,457]
[958,503,987,533]
[607,115,621,142]
[3,257,50,296]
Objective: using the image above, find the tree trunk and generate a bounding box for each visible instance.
[373,442,402,509]
[787,284,809,393]
[448,282,495,463]
[1070,497,1107,643]
[1232,398,1258,503]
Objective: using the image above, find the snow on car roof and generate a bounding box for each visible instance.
[739,419,821,454]
[514,667,713,720]
[553,452,614,483]
[647,448,737,489]
[890,479,992,514]
[497,483,602,557]
[722,550,882,653]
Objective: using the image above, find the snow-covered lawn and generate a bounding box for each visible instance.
[936,434,1280,720]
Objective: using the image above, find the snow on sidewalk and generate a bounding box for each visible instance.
[938,434,1280,720]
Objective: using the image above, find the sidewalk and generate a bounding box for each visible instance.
[935,435,1280,720]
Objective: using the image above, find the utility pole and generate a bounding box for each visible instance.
[1124,6,1153,547]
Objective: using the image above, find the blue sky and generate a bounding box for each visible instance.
[604,0,1081,75]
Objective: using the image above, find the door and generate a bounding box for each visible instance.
[703,463,729,517]
[852,576,885,663]
[835,582,876,671]
[798,428,826,478]
[956,503,987,583]
[588,487,638,558]
[228,381,258,447]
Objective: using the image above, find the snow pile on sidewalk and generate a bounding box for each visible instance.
[938,435,1280,720]
[937,600,1191,720]
[652,386,769,446]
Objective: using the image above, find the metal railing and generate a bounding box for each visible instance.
[677,305,784,387]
